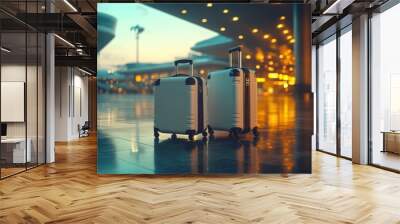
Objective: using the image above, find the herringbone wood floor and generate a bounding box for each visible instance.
[1,135,400,224]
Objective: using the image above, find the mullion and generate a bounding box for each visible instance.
[316,44,320,151]
[25,0,28,171]
[36,0,39,168]
[0,19,2,179]
[367,11,373,165]
[336,29,341,157]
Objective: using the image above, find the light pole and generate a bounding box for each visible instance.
[130,25,144,64]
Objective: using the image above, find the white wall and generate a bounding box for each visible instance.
[55,67,69,141]
[1,63,46,164]
[1,82,25,122]
[1,64,26,81]
[55,67,89,141]
[1,65,36,138]
[71,73,89,138]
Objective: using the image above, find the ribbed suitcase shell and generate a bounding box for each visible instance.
[154,76,207,135]
[153,60,207,139]
[207,68,257,133]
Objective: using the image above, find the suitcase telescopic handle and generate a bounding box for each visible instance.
[229,46,242,68]
[174,59,194,76]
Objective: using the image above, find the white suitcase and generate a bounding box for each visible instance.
[154,59,208,141]
[207,46,258,138]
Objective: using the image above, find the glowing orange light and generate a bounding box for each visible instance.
[151,74,158,80]
[252,28,259,33]
[256,77,266,83]
[271,38,277,43]
[255,50,265,62]
[289,77,296,85]
[283,29,289,34]
[277,24,284,29]
[268,73,279,79]
[283,82,288,88]
[263,34,270,39]
[280,16,286,20]
[238,35,244,40]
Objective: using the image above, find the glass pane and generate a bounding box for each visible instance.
[340,30,352,158]
[318,37,337,154]
[27,31,38,169]
[1,30,27,177]
[37,0,46,164]
[0,1,46,178]
[38,33,46,165]
[312,45,317,150]
[371,4,400,171]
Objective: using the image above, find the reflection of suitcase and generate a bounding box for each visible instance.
[205,138,244,173]
[154,59,208,141]
[207,46,258,138]
[154,139,206,174]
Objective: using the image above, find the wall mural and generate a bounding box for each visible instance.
[97,3,313,174]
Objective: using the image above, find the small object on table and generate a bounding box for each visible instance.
[381,131,400,154]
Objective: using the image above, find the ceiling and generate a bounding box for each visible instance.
[1,0,98,73]
[149,3,296,54]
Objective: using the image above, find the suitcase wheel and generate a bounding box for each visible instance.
[188,134,194,141]
[154,128,160,138]
[252,127,259,138]
[208,126,214,136]
[230,129,240,139]
[171,133,177,140]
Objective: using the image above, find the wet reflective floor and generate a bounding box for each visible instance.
[97,93,313,174]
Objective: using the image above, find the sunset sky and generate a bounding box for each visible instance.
[98,3,217,70]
